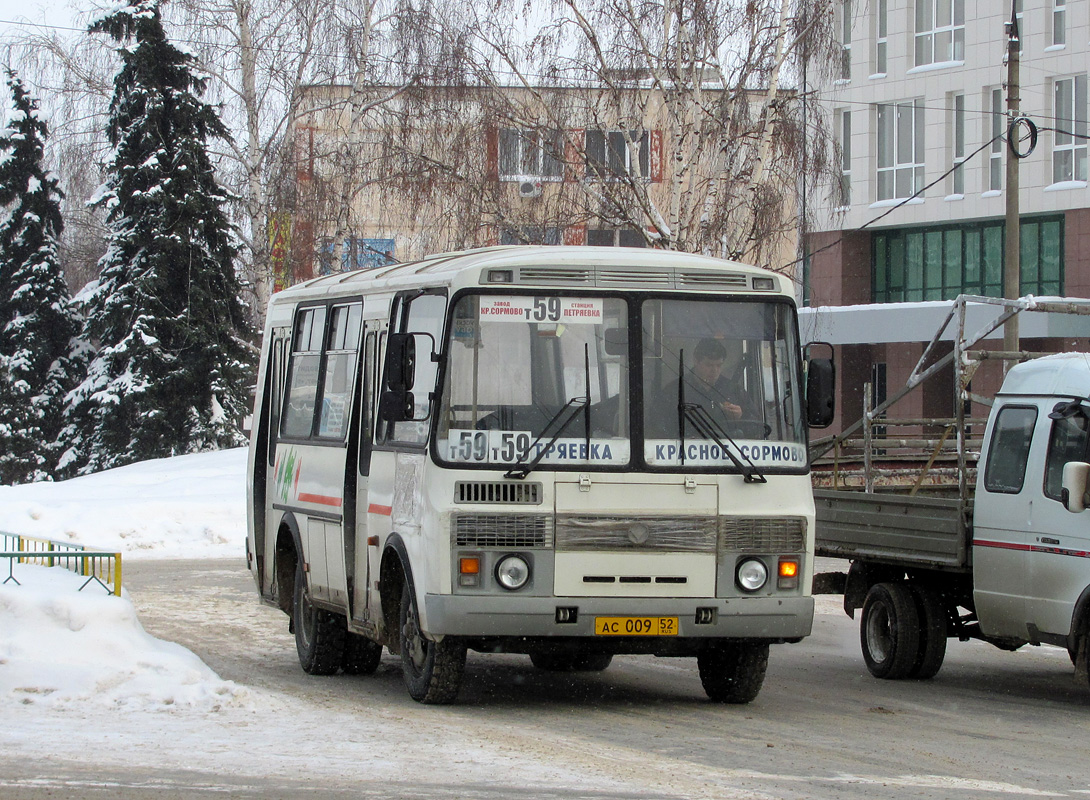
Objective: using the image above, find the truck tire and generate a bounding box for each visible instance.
[697,642,769,704]
[342,632,383,675]
[910,585,948,680]
[293,558,346,675]
[530,652,613,672]
[860,582,920,679]
[399,582,466,704]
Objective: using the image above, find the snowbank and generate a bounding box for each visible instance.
[0,448,247,559]
[0,563,250,711]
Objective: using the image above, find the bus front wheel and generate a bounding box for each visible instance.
[697,642,768,703]
[399,582,466,703]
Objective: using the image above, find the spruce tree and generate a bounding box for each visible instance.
[0,70,82,484]
[59,0,254,475]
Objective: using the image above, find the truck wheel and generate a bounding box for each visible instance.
[399,582,466,704]
[860,582,920,679]
[342,632,383,675]
[293,558,346,675]
[910,585,947,680]
[697,642,769,704]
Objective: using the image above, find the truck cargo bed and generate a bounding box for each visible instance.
[813,489,972,572]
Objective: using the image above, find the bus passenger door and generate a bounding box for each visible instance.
[349,322,384,625]
[261,328,290,600]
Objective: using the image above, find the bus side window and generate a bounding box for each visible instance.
[267,336,286,467]
[388,292,446,445]
[282,307,327,438]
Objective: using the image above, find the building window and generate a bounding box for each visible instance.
[319,238,395,274]
[1053,76,1088,183]
[837,109,852,206]
[874,0,887,74]
[1052,0,1066,46]
[500,225,562,245]
[587,228,646,247]
[876,100,924,201]
[872,217,1063,303]
[838,0,852,80]
[951,94,965,195]
[915,0,964,66]
[988,88,1004,192]
[586,130,650,180]
[499,129,564,181]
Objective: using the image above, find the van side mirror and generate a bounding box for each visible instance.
[384,333,416,391]
[805,343,835,429]
[1062,461,1090,512]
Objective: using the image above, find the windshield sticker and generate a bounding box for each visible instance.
[645,440,806,467]
[448,430,628,464]
[479,296,604,324]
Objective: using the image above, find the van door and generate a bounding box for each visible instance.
[1027,407,1090,640]
[972,404,1039,639]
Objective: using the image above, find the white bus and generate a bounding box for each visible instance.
[246,246,834,704]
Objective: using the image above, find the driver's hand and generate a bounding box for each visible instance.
[720,401,743,419]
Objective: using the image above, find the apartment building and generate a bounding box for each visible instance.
[275,82,801,289]
[803,0,1090,431]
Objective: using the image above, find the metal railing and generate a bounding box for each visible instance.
[1,532,122,596]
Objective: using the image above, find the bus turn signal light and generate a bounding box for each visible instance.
[459,556,481,587]
[778,559,799,590]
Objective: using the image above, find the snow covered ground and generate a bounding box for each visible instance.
[0,447,247,559]
[0,449,251,712]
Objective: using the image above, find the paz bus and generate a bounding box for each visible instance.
[245,246,834,704]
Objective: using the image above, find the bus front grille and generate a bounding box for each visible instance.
[555,515,717,552]
[718,517,806,553]
[452,514,554,548]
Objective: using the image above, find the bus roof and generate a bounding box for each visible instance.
[272,245,790,303]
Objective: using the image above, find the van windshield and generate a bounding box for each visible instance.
[435,292,806,472]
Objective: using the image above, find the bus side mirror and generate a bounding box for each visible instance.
[1062,461,1090,512]
[379,389,415,422]
[384,333,416,391]
[805,346,835,429]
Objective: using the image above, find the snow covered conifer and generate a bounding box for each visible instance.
[59,0,255,475]
[0,70,82,484]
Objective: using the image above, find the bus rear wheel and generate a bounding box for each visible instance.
[399,582,466,703]
[293,558,346,675]
[697,642,768,704]
[343,632,383,675]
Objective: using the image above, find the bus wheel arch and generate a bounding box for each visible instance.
[380,534,413,656]
[274,515,303,619]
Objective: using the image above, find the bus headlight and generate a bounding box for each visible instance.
[736,558,768,593]
[495,555,530,591]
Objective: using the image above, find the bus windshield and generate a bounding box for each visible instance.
[436,292,806,472]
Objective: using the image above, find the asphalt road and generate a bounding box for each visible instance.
[4,557,1090,799]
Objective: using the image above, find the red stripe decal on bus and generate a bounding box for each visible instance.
[369,503,393,516]
[975,539,1090,558]
[298,493,343,508]
[973,539,1033,552]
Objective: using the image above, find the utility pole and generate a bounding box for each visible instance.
[1003,3,1021,357]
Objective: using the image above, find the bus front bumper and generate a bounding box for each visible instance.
[422,593,814,642]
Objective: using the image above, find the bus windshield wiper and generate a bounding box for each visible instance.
[679,402,767,484]
[504,395,589,480]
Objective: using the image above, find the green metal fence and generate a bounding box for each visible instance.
[1,532,122,596]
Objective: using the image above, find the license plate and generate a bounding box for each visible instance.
[594,616,678,636]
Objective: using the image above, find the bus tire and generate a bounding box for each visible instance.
[293,559,346,675]
[860,582,920,679]
[697,641,769,704]
[399,582,466,704]
[342,632,383,675]
[909,585,948,680]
